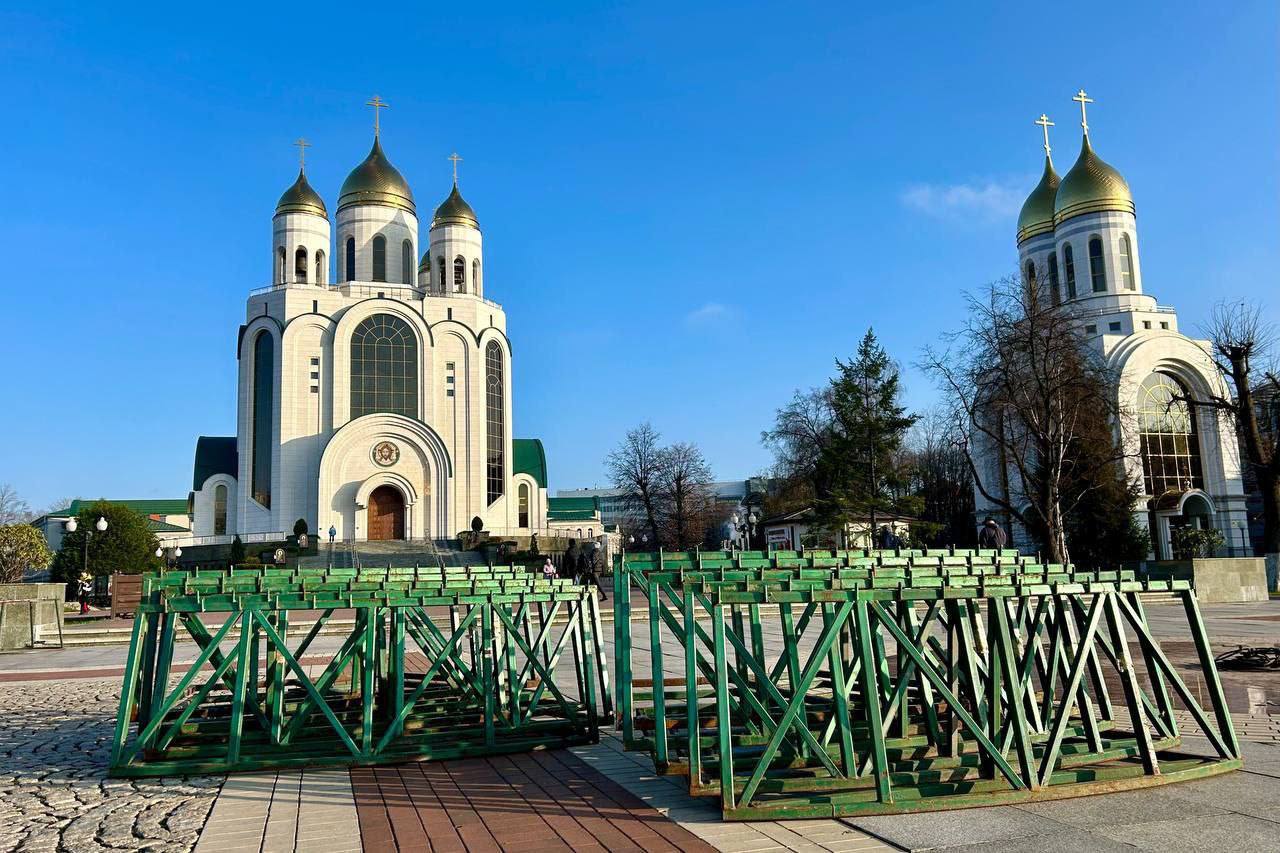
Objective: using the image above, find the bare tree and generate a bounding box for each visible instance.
[604,423,666,545]
[659,442,715,549]
[0,484,32,527]
[1199,302,1280,554]
[761,386,834,486]
[904,409,975,546]
[922,274,1129,564]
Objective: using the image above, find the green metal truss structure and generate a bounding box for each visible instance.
[110,566,609,777]
[613,549,1241,820]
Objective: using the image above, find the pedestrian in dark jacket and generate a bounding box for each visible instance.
[562,540,579,582]
[578,544,607,601]
[977,517,1008,550]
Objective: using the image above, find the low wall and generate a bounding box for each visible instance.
[0,583,66,650]
[1140,557,1269,604]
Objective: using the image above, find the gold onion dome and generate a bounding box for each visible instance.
[1053,134,1134,225]
[431,184,479,229]
[1016,156,1060,243]
[337,137,416,215]
[275,169,327,217]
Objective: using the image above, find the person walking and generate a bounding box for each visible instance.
[77,572,93,615]
[562,539,579,583]
[977,517,1008,550]
[578,544,607,602]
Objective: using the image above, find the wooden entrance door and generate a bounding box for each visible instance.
[367,485,405,541]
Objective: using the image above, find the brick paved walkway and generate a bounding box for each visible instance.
[351,750,716,852]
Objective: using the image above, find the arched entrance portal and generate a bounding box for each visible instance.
[367,485,405,541]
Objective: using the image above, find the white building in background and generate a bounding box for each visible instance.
[190,115,550,542]
[557,480,759,529]
[980,91,1248,560]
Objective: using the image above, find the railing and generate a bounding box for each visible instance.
[247,281,503,310]
[164,531,288,548]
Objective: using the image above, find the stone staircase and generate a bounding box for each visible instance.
[296,538,476,569]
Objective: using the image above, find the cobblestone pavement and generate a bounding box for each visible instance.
[0,677,222,853]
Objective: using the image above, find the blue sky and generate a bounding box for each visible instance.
[1,1,1276,509]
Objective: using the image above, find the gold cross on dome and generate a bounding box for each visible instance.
[1072,89,1094,134]
[366,95,390,136]
[448,152,463,184]
[1034,114,1053,157]
[293,137,311,169]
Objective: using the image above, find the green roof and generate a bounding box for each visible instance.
[548,510,599,521]
[193,436,238,490]
[512,438,547,488]
[547,495,600,522]
[548,496,598,512]
[52,499,191,518]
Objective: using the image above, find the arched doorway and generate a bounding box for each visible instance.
[367,485,405,541]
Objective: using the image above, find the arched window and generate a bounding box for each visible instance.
[454,255,466,293]
[345,237,356,282]
[437,257,446,293]
[1119,234,1134,290]
[350,314,418,419]
[1047,252,1061,305]
[1063,243,1077,298]
[1024,260,1037,296]
[214,484,228,536]
[251,331,274,508]
[294,247,308,283]
[1088,236,1106,292]
[587,527,594,538]
[277,247,287,284]
[402,240,413,285]
[472,259,481,294]
[315,250,325,285]
[372,235,387,282]
[1138,373,1204,497]
[485,341,505,504]
[518,482,530,528]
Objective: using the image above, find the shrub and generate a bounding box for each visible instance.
[229,535,246,563]
[0,524,53,583]
[293,518,309,537]
[50,502,161,580]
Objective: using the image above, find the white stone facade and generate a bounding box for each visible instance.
[192,135,549,543]
[978,126,1248,560]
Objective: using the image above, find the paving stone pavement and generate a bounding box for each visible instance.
[0,677,222,853]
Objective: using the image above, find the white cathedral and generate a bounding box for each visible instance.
[189,117,550,542]
[978,91,1248,560]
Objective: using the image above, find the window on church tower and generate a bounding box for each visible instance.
[1063,243,1076,298]
[277,247,287,284]
[1138,373,1204,497]
[345,237,356,282]
[402,240,413,285]
[454,256,466,293]
[1119,234,1134,290]
[251,331,274,508]
[1047,252,1060,305]
[372,235,387,282]
[1024,261,1036,295]
[518,482,529,528]
[486,341,505,505]
[315,250,325,285]
[214,484,227,536]
[295,247,308,283]
[350,314,418,419]
[1088,237,1106,292]
[437,257,446,293]
[472,259,481,294]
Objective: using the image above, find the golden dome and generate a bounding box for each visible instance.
[1016,156,1060,243]
[337,137,416,215]
[1054,134,1133,225]
[275,169,327,217]
[431,184,479,229]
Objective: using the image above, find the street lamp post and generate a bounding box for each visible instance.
[64,515,108,610]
